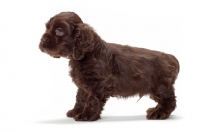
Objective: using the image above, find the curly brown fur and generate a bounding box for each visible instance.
[39,12,180,121]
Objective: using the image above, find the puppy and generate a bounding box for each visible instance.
[39,12,179,121]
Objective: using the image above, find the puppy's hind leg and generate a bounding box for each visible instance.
[66,88,89,118]
[146,84,176,119]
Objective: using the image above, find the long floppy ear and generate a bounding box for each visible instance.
[73,23,94,60]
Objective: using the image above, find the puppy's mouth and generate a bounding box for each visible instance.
[39,44,71,59]
[53,55,61,58]
[39,46,61,58]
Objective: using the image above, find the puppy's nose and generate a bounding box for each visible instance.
[40,38,49,47]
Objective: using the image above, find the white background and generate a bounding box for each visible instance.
[0,0,200,131]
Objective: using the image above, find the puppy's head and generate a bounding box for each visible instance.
[39,12,94,60]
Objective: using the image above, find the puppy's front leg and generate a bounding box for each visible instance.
[74,86,111,122]
[74,94,104,121]
[66,88,88,118]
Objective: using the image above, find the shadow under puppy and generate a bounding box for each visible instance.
[39,12,179,121]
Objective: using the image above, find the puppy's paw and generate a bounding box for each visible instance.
[74,113,100,121]
[146,107,169,119]
[66,109,74,118]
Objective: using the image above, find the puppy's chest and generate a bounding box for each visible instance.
[70,67,86,89]
[69,60,110,90]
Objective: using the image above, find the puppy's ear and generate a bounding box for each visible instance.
[73,24,94,60]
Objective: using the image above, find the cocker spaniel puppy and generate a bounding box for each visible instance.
[39,12,179,121]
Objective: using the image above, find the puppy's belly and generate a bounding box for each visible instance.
[110,77,151,97]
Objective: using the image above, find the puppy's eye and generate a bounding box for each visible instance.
[55,28,64,36]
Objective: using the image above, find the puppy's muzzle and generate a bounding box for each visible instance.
[40,37,49,47]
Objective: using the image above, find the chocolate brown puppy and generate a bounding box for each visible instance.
[39,12,179,121]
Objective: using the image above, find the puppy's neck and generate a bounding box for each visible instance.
[70,31,107,61]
